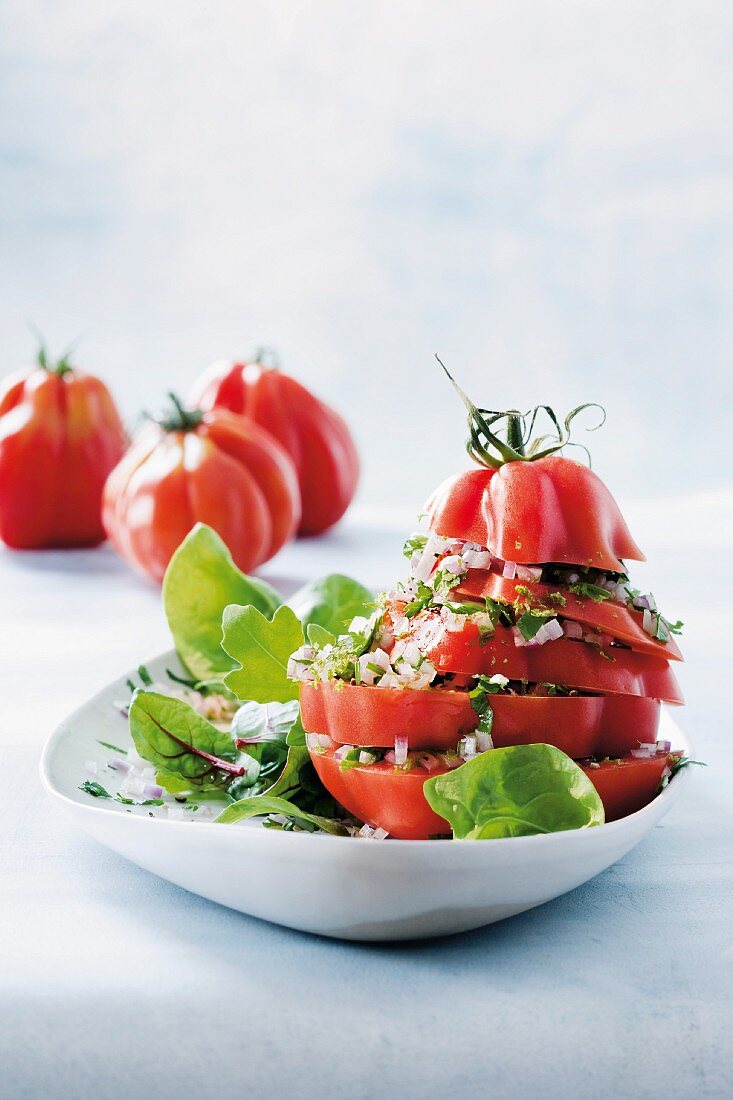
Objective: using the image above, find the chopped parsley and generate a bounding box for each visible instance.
[568,582,612,603]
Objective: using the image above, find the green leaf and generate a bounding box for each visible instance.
[129,690,242,791]
[222,604,303,703]
[231,699,300,743]
[213,794,348,835]
[423,744,605,839]
[515,610,552,640]
[79,780,111,799]
[306,622,336,647]
[264,743,312,798]
[287,573,373,635]
[569,582,612,603]
[163,524,282,681]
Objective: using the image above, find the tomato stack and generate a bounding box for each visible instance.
[297,388,684,839]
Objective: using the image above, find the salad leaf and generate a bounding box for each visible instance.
[306,623,336,647]
[423,744,605,839]
[163,524,282,681]
[231,699,300,743]
[214,794,348,835]
[288,573,373,635]
[129,690,243,791]
[222,604,304,703]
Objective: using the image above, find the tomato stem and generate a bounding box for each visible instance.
[436,355,606,468]
[156,392,204,433]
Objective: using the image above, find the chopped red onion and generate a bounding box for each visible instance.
[516,565,543,582]
[333,744,354,762]
[143,783,164,799]
[84,760,98,776]
[108,757,131,773]
[656,740,672,754]
[383,749,397,764]
[502,560,517,579]
[418,753,441,772]
[394,735,408,765]
[475,731,494,752]
[563,621,583,640]
[372,827,389,840]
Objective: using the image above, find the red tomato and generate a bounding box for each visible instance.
[405,615,684,704]
[426,457,643,572]
[580,753,675,821]
[455,572,683,661]
[301,681,660,757]
[0,353,126,548]
[189,357,359,536]
[301,680,476,750]
[308,747,451,840]
[102,400,300,583]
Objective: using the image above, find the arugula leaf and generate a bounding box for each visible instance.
[423,744,605,839]
[306,623,336,647]
[222,604,303,703]
[288,573,373,636]
[129,690,243,791]
[214,794,348,835]
[163,524,282,681]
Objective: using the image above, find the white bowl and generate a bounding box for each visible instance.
[40,649,692,941]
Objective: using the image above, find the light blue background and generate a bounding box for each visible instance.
[2,1,732,514]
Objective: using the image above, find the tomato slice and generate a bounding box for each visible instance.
[301,681,476,750]
[454,572,682,661]
[406,615,684,704]
[309,744,678,838]
[301,681,660,757]
[580,753,675,822]
[308,747,451,840]
[426,458,644,573]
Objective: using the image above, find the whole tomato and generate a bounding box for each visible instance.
[102,395,300,583]
[0,346,126,548]
[188,352,359,536]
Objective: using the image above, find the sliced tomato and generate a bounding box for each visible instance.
[308,747,451,840]
[406,615,684,704]
[426,457,644,573]
[301,680,476,750]
[301,681,660,757]
[454,572,682,661]
[580,753,675,822]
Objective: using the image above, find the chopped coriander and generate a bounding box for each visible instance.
[137,664,153,686]
[402,533,428,559]
[515,610,553,640]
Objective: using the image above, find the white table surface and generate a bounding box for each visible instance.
[1,508,731,1100]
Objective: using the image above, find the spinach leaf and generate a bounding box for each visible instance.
[288,573,373,635]
[423,744,605,839]
[222,604,303,703]
[214,794,348,835]
[129,690,243,791]
[163,524,282,681]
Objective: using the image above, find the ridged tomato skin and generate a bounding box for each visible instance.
[189,360,359,536]
[308,747,451,840]
[102,408,300,584]
[405,615,684,705]
[0,366,126,548]
[455,572,683,662]
[580,753,675,821]
[426,457,644,573]
[300,681,660,757]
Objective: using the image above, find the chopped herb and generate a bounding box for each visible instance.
[516,610,553,640]
[542,683,573,696]
[402,533,428,559]
[79,780,111,798]
[97,740,127,755]
[138,665,153,686]
[569,582,612,603]
[547,591,567,607]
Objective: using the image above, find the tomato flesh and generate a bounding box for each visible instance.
[301,681,660,757]
[455,572,683,662]
[308,747,451,840]
[405,615,683,704]
[580,753,674,822]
